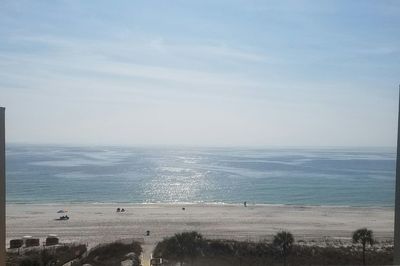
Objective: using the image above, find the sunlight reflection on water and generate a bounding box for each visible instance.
[6,145,396,206]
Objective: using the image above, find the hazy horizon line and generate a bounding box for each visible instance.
[6,141,396,150]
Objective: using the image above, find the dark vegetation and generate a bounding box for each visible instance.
[153,231,204,266]
[6,240,142,266]
[273,231,294,266]
[352,228,375,265]
[154,230,393,266]
[6,244,87,266]
[77,241,142,266]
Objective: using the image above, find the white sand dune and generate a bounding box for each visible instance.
[6,203,394,264]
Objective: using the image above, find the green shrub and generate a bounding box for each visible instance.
[80,241,142,266]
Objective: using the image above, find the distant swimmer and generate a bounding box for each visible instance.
[244,201,247,207]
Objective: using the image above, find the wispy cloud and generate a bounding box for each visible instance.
[356,46,399,56]
[10,34,268,62]
[0,34,269,97]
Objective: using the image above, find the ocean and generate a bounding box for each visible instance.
[5,144,396,207]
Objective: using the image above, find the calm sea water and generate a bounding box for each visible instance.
[5,145,396,207]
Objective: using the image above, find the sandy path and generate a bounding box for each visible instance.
[6,203,395,264]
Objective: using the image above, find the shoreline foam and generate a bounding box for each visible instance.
[6,201,396,209]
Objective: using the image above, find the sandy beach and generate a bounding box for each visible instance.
[6,203,395,264]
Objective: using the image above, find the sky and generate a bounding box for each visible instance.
[0,0,399,147]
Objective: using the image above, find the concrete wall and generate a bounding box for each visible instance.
[394,90,400,265]
[0,107,5,264]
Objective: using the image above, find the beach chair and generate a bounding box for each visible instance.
[9,239,23,249]
[46,235,59,246]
